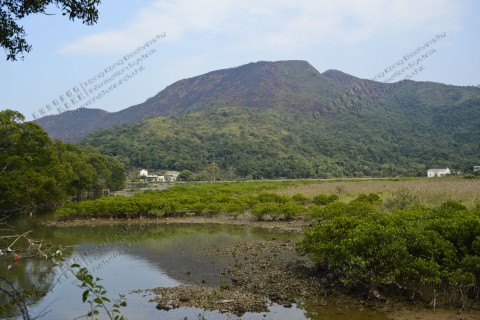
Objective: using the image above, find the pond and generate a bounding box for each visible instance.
[1,213,388,320]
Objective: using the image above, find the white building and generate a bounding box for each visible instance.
[427,168,450,178]
[165,171,180,181]
[139,169,166,182]
[474,166,480,173]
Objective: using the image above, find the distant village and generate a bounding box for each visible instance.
[135,167,480,182]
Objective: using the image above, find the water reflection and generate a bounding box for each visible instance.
[1,218,388,320]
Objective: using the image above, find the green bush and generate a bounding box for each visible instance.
[312,194,338,205]
[256,193,290,204]
[300,201,480,305]
[278,202,305,220]
[291,193,310,205]
[382,189,419,211]
[251,203,275,220]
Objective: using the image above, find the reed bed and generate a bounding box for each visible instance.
[276,178,480,208]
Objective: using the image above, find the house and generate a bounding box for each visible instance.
[427,168,450,178]
[165,171,180,182]
[138,169,166,182]
[474,166,480,173]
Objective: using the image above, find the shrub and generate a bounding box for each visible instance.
[312,194,338,205]
[251,203,278,220]
[383,189,419,211]
[291,193,309,205]
[256,193,290,204]
[299,201,480,305]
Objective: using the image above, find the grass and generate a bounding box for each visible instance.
[55,177,480,220]
[275,177,480,208]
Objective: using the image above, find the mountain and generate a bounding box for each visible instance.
[80,84,480,179]
[35,60,391,142]
[34,60,480,179]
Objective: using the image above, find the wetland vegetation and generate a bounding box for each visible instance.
[47,178,480,317]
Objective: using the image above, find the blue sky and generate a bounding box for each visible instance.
[1,0,479,121]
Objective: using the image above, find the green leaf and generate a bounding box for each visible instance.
[82,290,89,303]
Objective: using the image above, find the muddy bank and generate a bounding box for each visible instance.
[140,285,268,315]
[214,240,321,306]
[45,215,309,232]
[137,239,316,316]
[142,239,480,319]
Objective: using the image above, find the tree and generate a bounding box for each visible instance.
[206,162,221,181]
[178,169,193,181]
[1,0,101,60]
[0,109,64,209]
[0,110,126,211]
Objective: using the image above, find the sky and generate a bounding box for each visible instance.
[1,0,479,121]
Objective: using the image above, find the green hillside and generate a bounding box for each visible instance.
[80,88,480,179]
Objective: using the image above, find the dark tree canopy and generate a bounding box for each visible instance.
[1,0,101,60]
[0,109,126,212]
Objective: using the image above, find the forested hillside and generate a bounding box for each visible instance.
[34,60,391,142]
[0,110,126,212]
[80,91,480,179]
[34,60,480,179]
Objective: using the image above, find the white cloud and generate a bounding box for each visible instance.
[58,0,465,55]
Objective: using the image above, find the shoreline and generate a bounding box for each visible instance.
[45,215,310,232]
[139,238,480,320]
[45,216,480,319]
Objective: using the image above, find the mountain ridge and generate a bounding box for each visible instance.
[32,59,480,178]
[34,60,391,142]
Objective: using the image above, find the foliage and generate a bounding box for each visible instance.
[0,110,126,212]
[55,181,311,221]
[80,85,480,179]
[382,188,420,211]
[0,216,68,320]
[308,193,381,220]
[291,193,310,205]
[178,169,193,181]
[1,0,101,60]
[312,194,338,205]
[275,178,480,208]
[71,264,127,320]
[300,196,480,306]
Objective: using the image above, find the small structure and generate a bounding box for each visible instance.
[474,166,480,173]
[139,169,166,182]
[165,171,180,182]
[427,168,450,178]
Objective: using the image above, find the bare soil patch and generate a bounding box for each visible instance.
[144,285,268,315]
[140,238,480,319]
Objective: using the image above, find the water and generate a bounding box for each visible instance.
[1,213,387,320]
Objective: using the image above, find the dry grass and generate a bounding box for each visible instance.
[275,177,480,208]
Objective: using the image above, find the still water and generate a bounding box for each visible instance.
[1,213,387,320]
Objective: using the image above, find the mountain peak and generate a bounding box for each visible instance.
[322,69,364,88]
[33,60,384,142]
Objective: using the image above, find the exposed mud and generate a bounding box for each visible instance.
[141,238,480,319]
[215,240,321,306]
[45,215,309,232]
[46,216,480,319]
[144,285,268,315]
